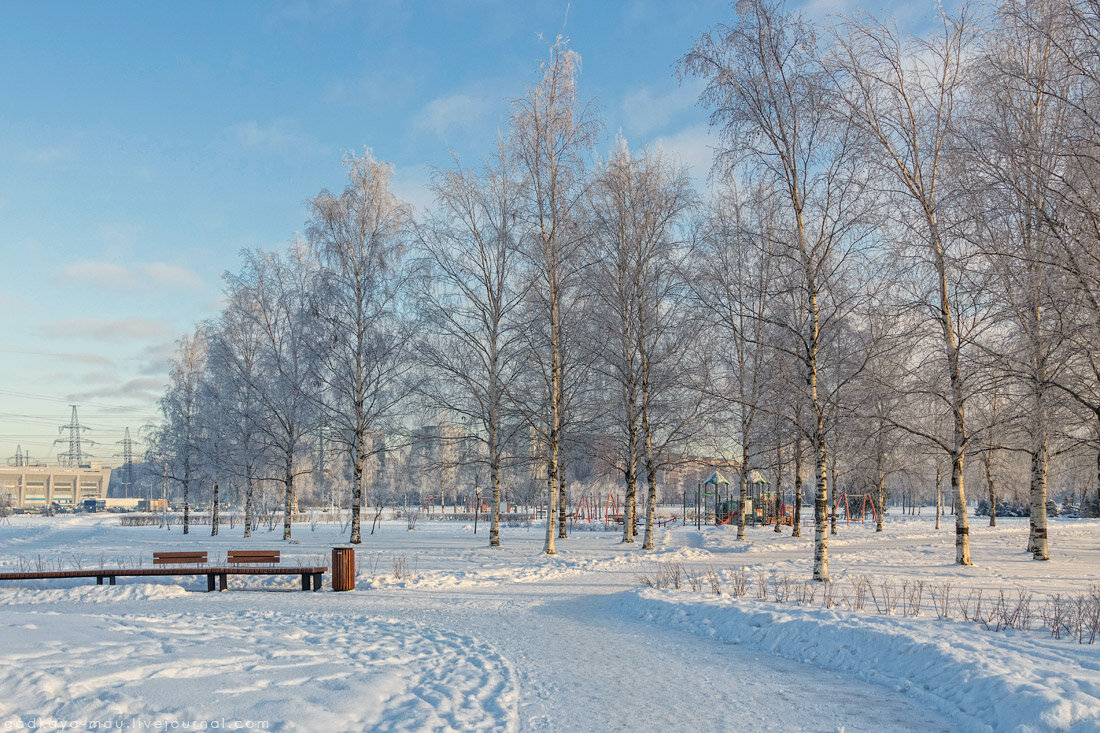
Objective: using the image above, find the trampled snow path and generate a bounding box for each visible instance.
[0,598,519,731]
[0,514,1096,730]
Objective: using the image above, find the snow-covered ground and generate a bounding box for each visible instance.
[0,512,1097,731]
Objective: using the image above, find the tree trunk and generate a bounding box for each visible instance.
[544,458,557,554]
[543,260,563,555]
[812,421,829,581]
[828,447,838,536]
[641,446,658,550]
[952,450,970,565]
[489,406,501,548]
[623,462,637,543]
[640,384,658,550]
[792,438,802,538]
[737,462,749,541]
[1028,428,1049,560]
[350,452,363,544]
[244,464,254,538]
[182,464,191,535]
[283,448,294,541]
[935,459,942,530]
[875,448,885,533]
[932,211,971,565]
[774,439,783,533]
[211,481,219,536]
[985,451,997,527]
[557,463,568,540]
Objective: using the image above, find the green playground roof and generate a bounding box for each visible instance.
[703,470,729,486]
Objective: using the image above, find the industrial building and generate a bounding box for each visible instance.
[0,463,112,510]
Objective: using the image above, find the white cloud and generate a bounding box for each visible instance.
[16,143,74,165]
[324,69,420,110]
[416,93,490,139]
[140,263,205,290]
[650,124,717,180]
[68,377,166,403]
[0,293,30,311]
[621,80,706,137]
[45,318,171,343]
[57,260,207,292]
[391,166,435,216]
[229,120,324,155]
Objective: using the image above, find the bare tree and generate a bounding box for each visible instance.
[683,0,868,580]
[226,244,317,540]
[691,182,776,542]
[511,36,599,554]
[417,140,529,548]
[207,288,266,537]
[307,152,417,545]
[832,6,978,565]
[153,329,206,535]
[592,140,699,548]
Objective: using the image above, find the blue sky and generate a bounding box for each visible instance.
[0,0,926,465]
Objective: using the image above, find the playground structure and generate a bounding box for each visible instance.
[566,492,677,529]
[833,492,879,526]
[685,470,793,528]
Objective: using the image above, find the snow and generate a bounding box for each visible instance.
[0,512,1097,731]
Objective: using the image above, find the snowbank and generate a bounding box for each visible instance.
[623,589,1100,732]
[0,583,189,605]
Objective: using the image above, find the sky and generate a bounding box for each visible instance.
[0,0,929,466]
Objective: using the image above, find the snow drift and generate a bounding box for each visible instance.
[623,589,1100,732]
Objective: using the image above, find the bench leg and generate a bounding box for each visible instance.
[312,572,322,592]
[207,574,215,592]
[219,573,227,591]
[301,573,310,591]
[97,576,103,585]
[109,576,116,585]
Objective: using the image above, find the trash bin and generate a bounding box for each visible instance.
[331,546,355,591]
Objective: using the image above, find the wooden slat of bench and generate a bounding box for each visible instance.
[153,551,207,565]
[227,550,279,564]
[0,567,329,593]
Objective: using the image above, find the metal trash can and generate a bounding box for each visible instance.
[331,546,355,591]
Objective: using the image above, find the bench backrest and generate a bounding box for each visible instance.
[227,550,280,564]
[153,551,207,565]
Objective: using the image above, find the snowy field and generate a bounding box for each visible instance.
[0,513,1098,732]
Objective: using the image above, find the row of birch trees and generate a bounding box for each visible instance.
[149,0,1100,580]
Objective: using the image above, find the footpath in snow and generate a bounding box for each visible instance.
[0,514,1096,731]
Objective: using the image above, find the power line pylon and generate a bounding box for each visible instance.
[114,428,135,497]
[8,445,25,467]
[56,405,95,467]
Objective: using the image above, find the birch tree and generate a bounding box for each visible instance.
[307,152,417,545]
[832,7,978,564]
[154,329,206,535]
[683,0,867,580]
[417,140,528,548]
[226,244,316,540]
[589,140,697,547]
[511,37,598,554]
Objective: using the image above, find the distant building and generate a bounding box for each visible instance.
[0,463,112,510]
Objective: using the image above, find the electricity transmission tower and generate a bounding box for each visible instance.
[56,405,95,467]
[115,427,136,497]
[7,445,28,467]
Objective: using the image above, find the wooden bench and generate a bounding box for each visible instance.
[0,549,326,592]
[154,551,208,566]
[227,550,278,565]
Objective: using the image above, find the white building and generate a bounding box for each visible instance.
[0,463,112,510]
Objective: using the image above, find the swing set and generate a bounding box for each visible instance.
[832,492,879,525]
